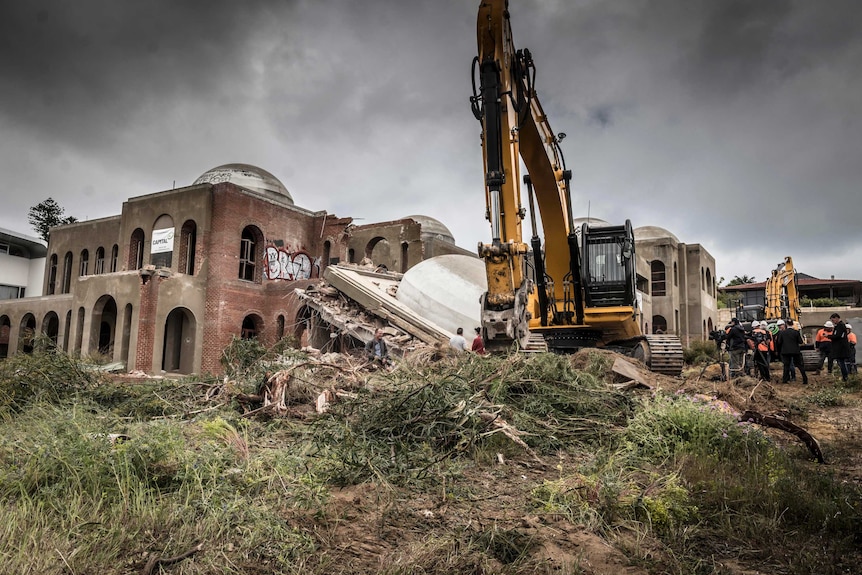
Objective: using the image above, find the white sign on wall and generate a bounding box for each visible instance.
[151,228,175,254]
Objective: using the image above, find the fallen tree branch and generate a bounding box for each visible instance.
[142,542,204,575]
[740,410,825,463]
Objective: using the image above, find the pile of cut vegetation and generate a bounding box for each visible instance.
[0,341,860,574]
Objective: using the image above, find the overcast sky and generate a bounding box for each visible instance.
[1,0,860,284]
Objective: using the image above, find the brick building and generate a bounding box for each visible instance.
[0,164,471,374]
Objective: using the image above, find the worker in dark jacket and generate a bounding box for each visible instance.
[724,318,747,378]
[774,319,808,385]
[828,313,851,381]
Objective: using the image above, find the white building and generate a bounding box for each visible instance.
[0,228,46,300]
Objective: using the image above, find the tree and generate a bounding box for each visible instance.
[28,198,78,243]
[726,275,756,286]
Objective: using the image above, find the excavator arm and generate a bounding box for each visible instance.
[765,256,801,324]
[471,0,579,347]
[470,0,682,374]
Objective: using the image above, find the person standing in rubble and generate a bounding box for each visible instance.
[471,327,487,355]
[724,318,747,378]
[750,321,771,381]
[449,327,468,352]
[815,321,834,373]
[774,319,808,385]
[828,313,851,382]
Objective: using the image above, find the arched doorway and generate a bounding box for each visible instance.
[652,315,668,334]
[19,313,36,353]
[0,315,11,358]
[241,314,263,340]
[162,307,196,374]
[43,312,60,347]
[92,295,118,357]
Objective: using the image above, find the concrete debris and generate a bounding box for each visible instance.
[295,263,453,352]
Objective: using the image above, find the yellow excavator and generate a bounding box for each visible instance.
[734,256,820,370]
[470,0,683,375]
[735,256,802,327]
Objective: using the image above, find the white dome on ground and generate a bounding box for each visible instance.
[634,225,679,243]
[397,254,486,335]
[194,163,293,204]
[403,215,455,243]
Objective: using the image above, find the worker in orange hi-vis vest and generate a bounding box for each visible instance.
[846,324,857,374]
[815,321,834,373]
[750,321,771,381]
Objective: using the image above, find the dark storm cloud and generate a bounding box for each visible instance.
[0,0,290,149]
[0,0,860,284]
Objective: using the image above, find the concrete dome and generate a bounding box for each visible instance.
[404,215,455,243]
[397,254,486,335]
[194,163,293,204]
[572,217,610,230]
[634,225,679,243]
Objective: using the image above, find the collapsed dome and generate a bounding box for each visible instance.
[194,163,293,204]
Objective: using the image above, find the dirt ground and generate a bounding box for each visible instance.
[285,350,862,575]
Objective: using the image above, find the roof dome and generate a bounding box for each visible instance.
[404,215,455,243]
[634,225,679,243]
[571,216,610,229]
[193,163,293,204]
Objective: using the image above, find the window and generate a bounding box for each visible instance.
[95,247,105,274]
[79,249,89,276]
[129,228,145,269]
[62,252,72,293]
[0,285,25,300]
[239,226,259,281]
[110,245,118,272]
[0,243,8,254]
[180,220,197,275]
[48,254,58,295]
[651,261,666,297]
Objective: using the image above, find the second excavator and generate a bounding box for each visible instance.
[470,0,683,375]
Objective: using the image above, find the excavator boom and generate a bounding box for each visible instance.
[470,0,683,375]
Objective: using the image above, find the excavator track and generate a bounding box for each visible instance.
[631,335,685,376]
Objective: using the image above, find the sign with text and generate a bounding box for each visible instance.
[151,228,175,254]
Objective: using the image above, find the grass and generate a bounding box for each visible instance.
[0,346,860,574]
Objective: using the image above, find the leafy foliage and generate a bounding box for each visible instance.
[27,197,78,242]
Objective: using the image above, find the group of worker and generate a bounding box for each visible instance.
[814,314,857,380]
[723,312,857,383]
[449,327,487,355]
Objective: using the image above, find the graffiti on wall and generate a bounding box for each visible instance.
[265,245,319,281]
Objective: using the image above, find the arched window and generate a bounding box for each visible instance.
[79,249,89,276]
[652,315,668,334]
[48,254,58,295]
[95,247,105,274]
[651,261,666,297]
[110,244,119,272]
[401,242,409,273]
[348,248,355,263]
[179,220,197,275]
[129,228,145,270]
[62,252,73,293]
[276,315,285,340]
[673,262,678,287]
[701,267,705,291]
[706,269,713,296]
[322,241,331,271]
[239,226,263,282]
[151,214,175,268]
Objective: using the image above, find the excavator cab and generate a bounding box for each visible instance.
[581,220,636,309]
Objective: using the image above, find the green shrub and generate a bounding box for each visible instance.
[0,342,100,413]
